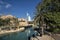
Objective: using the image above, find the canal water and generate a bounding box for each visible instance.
[0,28,37,40]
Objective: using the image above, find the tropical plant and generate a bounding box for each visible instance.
[34,0,60,33]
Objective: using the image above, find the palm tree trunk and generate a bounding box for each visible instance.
[41,26,44,35]
[39,15,44,36]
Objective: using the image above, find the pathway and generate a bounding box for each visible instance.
[31,35,55,40]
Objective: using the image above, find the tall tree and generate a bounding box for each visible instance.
[34,0,60,34]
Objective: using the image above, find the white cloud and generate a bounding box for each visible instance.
[5,4,12,8]
[0,1,12,9]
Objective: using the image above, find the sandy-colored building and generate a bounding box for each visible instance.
[0,15,18,27]
[0,15,15,20]
[0,15,34,27]
[18,18,34,27]
[28,21,34,27]
[18,18,28,27]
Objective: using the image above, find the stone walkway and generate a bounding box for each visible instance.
[51,34,60,40]
[31,35,55,40]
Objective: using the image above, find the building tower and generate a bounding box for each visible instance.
[27,12,31,21]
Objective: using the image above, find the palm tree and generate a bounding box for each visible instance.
[34,0,60,34]
[34,10,44,36]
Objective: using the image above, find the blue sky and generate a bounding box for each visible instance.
[0,0,41,19]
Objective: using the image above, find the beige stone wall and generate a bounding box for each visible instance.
[19,22,28,26]
[18,18,28,27]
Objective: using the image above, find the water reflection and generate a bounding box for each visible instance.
[0,28,36,40]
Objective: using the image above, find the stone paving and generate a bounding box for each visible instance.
[51,34,60,40]
[31,35,55,40]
